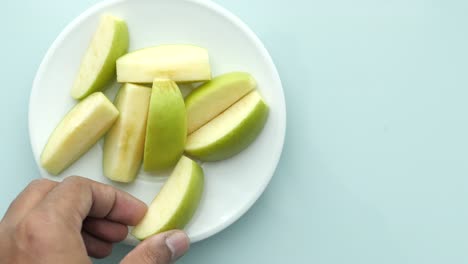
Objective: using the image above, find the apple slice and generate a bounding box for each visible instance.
[185,72,256,134]
[71,14,129,100]
[103,84,151,183]
[41,92,119,175]
[144,79,187,172]
[185,91,268,161]
[132,156,204,240]
[116,45,211,83]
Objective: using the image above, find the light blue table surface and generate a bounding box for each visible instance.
[3,0,468,263]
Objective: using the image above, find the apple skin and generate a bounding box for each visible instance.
[71,15,129,100]
[116,45,211,83]
[185,91,268,161]
[132,156,204,240]
[41,92,119,175]
[185,72,256,134]
[143,79,187,172]
[103,84,151,183]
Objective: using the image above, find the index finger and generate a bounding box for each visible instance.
[36,176,147,228]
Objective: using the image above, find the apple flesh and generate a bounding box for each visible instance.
[103,84,151,183]
[41,92,119,175]
[71,15,129,100]
[132,156,204,240]
[116,45,211,83]
[185,72,256,134]
[144,79,187,172]
[185,91,268,161]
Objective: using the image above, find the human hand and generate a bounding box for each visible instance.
[0,176,190,263]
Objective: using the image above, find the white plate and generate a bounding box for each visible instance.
[29,0,286,245]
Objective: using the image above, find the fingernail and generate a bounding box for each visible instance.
[165,231,190,261]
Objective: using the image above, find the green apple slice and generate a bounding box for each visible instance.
[185,91,268,161]
[103,84,151,183]
[71,14,129,100]
[144,79,187,172]
[185,72,256,134]
[132,156,204,240]
[41,92,119,175]
[116,45,211,83]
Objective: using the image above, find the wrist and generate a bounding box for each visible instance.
[0,224,15,263]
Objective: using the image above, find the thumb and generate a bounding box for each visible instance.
[121,231,190,264]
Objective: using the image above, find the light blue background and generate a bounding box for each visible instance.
[3,0,468,263]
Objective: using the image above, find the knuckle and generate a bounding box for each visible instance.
[63,176,92,191]
[64,175,85,185]
[27,178,52,189]
[142,248,159,264]
[101,184,116,198]
[143,244,170,264]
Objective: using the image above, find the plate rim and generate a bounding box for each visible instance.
[28,0,287,244]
